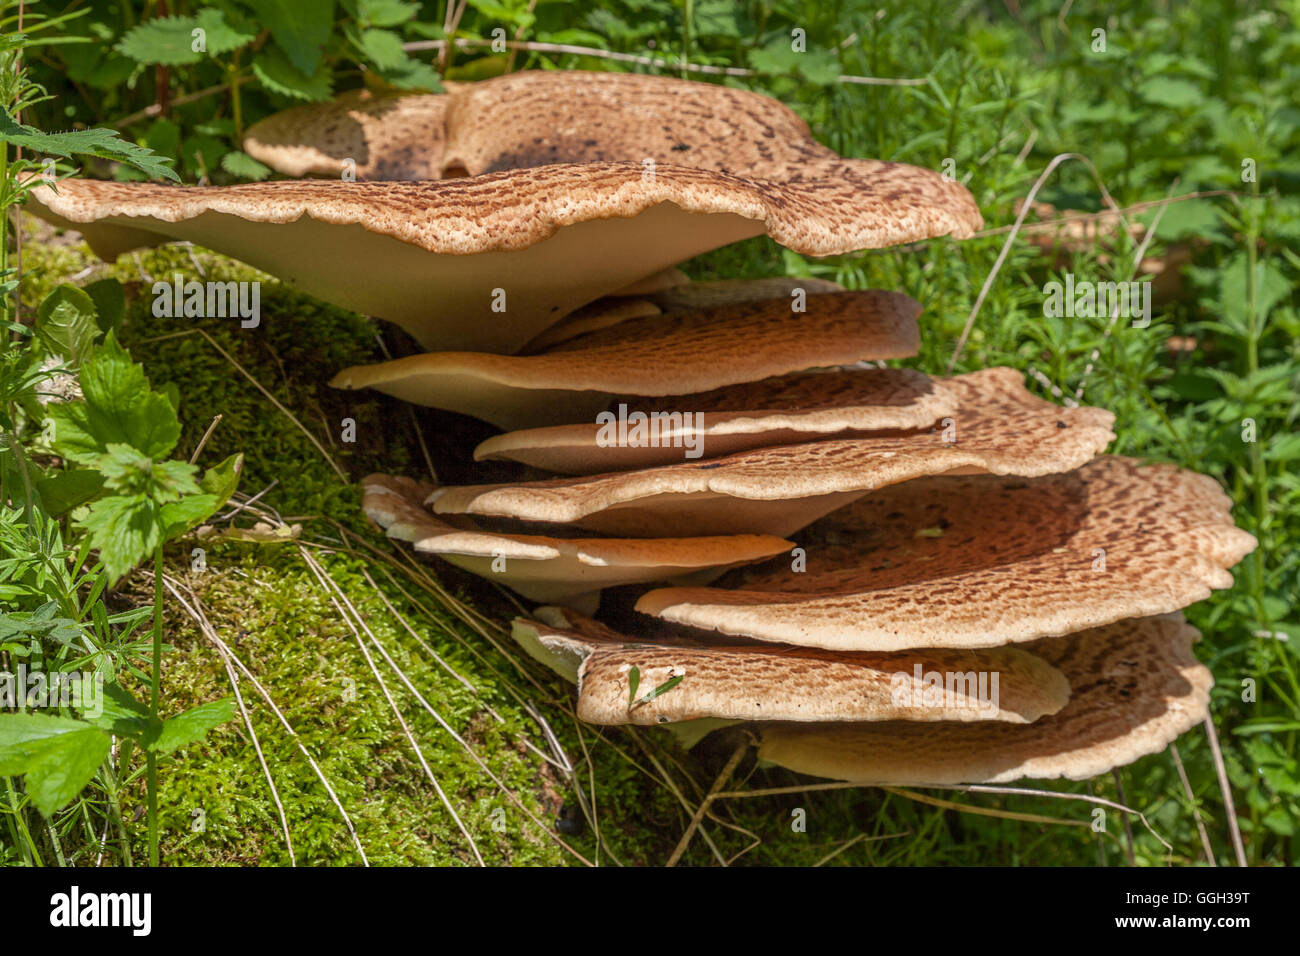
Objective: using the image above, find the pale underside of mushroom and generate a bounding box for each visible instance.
[27,154,978,353]
[755,613,1211,785]
[473,367,961,474]
[608,267,691,297]
[329,290,921,430]
[243,89,449,180]
[511,607,1070,726]
[429,367,1116,537]
[363,474,792,615]
[635,456,1256,651]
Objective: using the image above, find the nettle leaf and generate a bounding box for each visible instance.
[1138,76,1203,109]
[252,47,334,102]
[149,698,235,754]
[355,28,408,71]
[78,493,159,584]
[195,8,257,57]
[252,0,335,76]
[0,108,179,183]
[83,278,126,335]
[220,150,272,181]
[0,713,111,816]
[48,333,181,465]
[115,15,207,66]
[358,0,420,27]
[34,284,100,368]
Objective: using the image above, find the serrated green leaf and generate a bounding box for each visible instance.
[148,698,235,755]
[252,0,334,76]
[195,8,257,57]
[252,48,334,102]
[83,278,126,335]
[160,494,220,539]
[356,28,407,71]
[359,0,420,27]
[220,150,272,181]
[78,493,158,584]
[0,713,111,816]
[0,108,178,183]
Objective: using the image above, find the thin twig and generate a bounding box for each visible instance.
[1202,714,1247,866]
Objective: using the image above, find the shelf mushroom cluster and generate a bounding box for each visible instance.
[32,71,1255,787]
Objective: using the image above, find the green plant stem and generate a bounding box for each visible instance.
[147,540,163,867]
[98,762,134,867]
[4,776,41,866]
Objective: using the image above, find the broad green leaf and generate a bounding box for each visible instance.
[626,664,640,706]
[149,698,235,755]
[252,0,334,76]
[356,28,407,71]
[33,467,104,517]
[252,48,334,102]
[359,0,420,27]
[48,333,181,465]
[0,108,179,183]
[84,683,160,740]
[200,452,243,508]
[160,494,220,539]
[78,493,158,584]
[115,15,206,66]
[1138,76,1203,109]
[0,713,111,816]
[220,150,272,181]
[195,8,258,57]
[34,285,100,368]
[83,278,126,335]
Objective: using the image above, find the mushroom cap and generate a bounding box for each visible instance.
[363,474,792,614]
[636,456,1257,650]
[429,367,1116,537]
[648,276,845,312]
[511,608,1071,726]
[329,291,922,430]
[27,148,975,352]
[243,89,448,180]
[473,367,961,473]
[755,614,1211,785]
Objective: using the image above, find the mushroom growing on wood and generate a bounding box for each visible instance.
[755,614,1210,784]
[635,456,1256,650]
[474,367,961,474]
[428,367,1115,537]
[363,474,792,615]
[511,608,1070,726]
[329,291,922,429]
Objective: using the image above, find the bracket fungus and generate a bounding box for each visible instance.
[511,608,1070,726]
[329,291,921,429]
[754,614,1212,785]
[128,67,1253,793]
[363,474,792,615]
[474,367,962,474]
[635,456,1256,650]
[427,367,1116,537]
